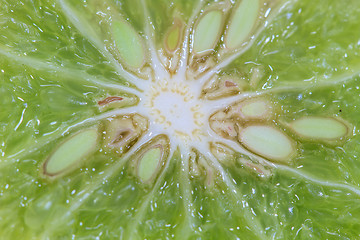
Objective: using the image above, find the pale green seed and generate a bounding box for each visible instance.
[44,128,98,176]
[239,125,295,162]
[240,100,269,119]
[165,23,181,52]
[137,147,162,183]
[193,10,223,54]
[290,117,349,140]
[225,0,259,49]
[112,20,145,69]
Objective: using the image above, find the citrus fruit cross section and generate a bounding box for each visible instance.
[41,0,352,184]
[1,0,360,239]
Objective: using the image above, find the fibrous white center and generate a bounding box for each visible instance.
[144,80,207,144]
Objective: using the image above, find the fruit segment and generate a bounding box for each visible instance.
[43,128,98,177]
[193,10,223,55]
[224,0,259,49]
[238,125,295,162]
[289,117,350,141]
[2,0,360,238]
[112,20,145,69]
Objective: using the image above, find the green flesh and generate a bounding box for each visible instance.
[1,0,360,239]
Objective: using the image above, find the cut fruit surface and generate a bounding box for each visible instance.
[1,0,360,239]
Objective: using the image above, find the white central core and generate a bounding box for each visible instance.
[144,80,206,143]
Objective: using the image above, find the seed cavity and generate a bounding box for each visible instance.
[289,117,351,142]
[203,75,248,99]
[193,10,224,55]
[238,157,272,178]
[239,125,296,162]
[98,96,123,106]
[42,128,99,178]
[103,114,148,154]
[224,0,259,49]
[210,142,236,166]
[98,95,138,112]
[189,150,215,187]
[210,97,273,126]
[210,119,239,139]
[112,20,145,69]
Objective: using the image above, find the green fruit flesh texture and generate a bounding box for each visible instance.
[1,0,360,239]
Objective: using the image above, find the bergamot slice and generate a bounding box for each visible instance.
[1,0,360,239]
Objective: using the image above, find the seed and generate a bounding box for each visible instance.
[224,0,259,49]
[137,146,163,183]
[237,99,271,120]
[43,128,98,177]
[165,19,183,53]
[238,157,272,178]
[193,10,224,55]
[239,125,295,162]
[112,20,145,69]
[289,117,350,141]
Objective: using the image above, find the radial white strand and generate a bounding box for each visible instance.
[197,0,295,85]
[277,165,360,197]
[203,151,268,239]
[58,0,145,87]
[126,136,177,239]
[177,0,205,79]
[140,0,170,81]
